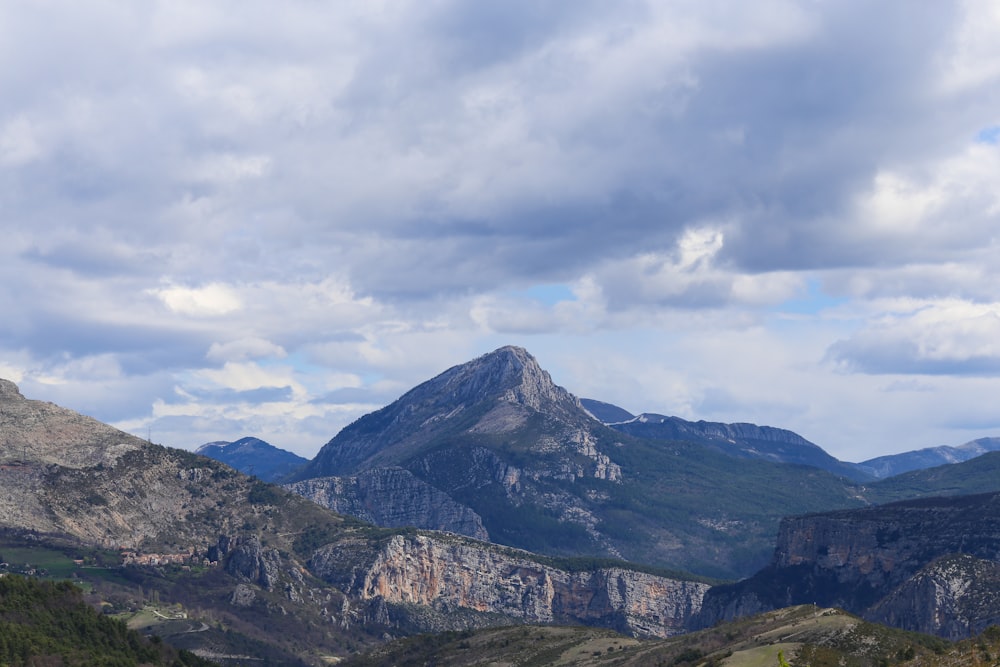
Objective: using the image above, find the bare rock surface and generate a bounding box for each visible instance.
[695,491,1000,639]
[0,378,145,468]
[287,468,489,541]
[310,533,709,638]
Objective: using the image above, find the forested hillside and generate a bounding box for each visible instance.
[0,574,212,667]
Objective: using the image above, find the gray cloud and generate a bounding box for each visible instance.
[3,1,1000,458]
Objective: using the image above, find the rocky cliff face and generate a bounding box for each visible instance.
[695,492,1000,639]
[309,533,709,638]
[286,468,490,540]
[0,377,721,662]
[867,554,1000,638]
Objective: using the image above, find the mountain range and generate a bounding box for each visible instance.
[287,346,873,579]
[854,437,1000,478]
[282,346,1000,581]
[591,408,870,482]
[580,398,1000,482]
[0,375,714,664]
[7,344,1000,663]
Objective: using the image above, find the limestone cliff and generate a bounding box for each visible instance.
[694,492,1000,639]
[309,533,709,638]
[867,554,1000,638]
[0,376,716,662]
[286,468,490,541]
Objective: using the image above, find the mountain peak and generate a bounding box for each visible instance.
[194,436,307,482]
[297,346,589,478]
[438,346,570,412]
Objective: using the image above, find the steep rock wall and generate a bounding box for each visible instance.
[867,554,1000,639]
[695,492,1000,639]
[311,533,708,637]
[286,468,490,541]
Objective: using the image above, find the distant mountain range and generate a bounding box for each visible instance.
[199,371,1000,503]
[854,436,1000,478]
[581,398,1000,482]
[589,407,869,482]
[195,436,307,482]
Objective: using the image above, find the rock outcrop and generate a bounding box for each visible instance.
[694,492,1000,639]
[225,535,284,590]
[309,533,709,638]
[296,346,598,479]
[287,468,490,541]
[867,554,1000,638]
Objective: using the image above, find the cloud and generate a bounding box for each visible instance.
[154,283,244,316]
[827,299,1000,375]
[206,338,286,362]
[4,0,1000,460]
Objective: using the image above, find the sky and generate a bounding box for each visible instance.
[3,1,1000,463]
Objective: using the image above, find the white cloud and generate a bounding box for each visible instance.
[185,153,271,184]
[206,338,287,362]
[937,0,1000,93]
[0,363,24,384]
[849,140,1000,250]
[195,361,304,396]
[0,115,44,166]
[828,298,1000,375]
[154,283,244,316]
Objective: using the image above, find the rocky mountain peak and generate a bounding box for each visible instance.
[433,346,574,412]
[296,346,592,478]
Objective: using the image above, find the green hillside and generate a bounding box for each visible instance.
[0,574,213,667]
[868,451,1000,502]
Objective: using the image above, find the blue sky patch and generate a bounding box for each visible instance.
[519,283,577,305]
[976,126,1000,144]
[773,278,848,315]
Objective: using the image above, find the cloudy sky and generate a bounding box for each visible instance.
[3,1,1000,462]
